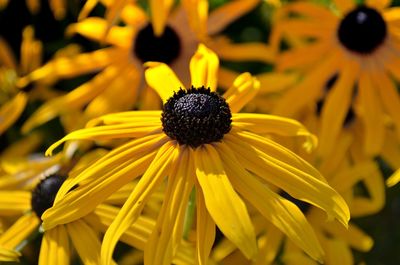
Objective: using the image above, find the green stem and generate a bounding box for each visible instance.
[183,188,196,240]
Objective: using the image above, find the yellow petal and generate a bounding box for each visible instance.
[67,220,102,265]
[324,239,353,265]
[195,186,215,265]
[0,37,17,69]
[145,146,194,265]
[0,247,20,262]
[365,0,390,10]
[42,135,167,230]
[144,62,185,103]
[223,73,259,113]
[101,141,177,265]
[232,113,317,152]
[194,145,257,259]
[387,168,400,187]
[20,26,42,75]
[49,0,66,20]
[358,70,385,156]
[39,226,70,265]
[208,37,275,64]
[149,0,173,36]
[333,0,356,14]
[67,18,134,48]
[318,60,359,158]
[0,213,40,249]
[0,191,31,215]
[217,143,324,262]
[78,0,98,21]
[190,44,219,92]
[182,0,208,39]
[207,0,260,35]
[256,72,299,95]
[104,0,130,36]
[224,132,350,228]
[0,92,27,135]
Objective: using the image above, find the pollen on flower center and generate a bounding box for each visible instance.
[31,175,66,218]
[338,6,387,54]
[133,24,181,64]
[161,86,232,147]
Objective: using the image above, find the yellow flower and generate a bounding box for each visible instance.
[270,0,400,157]
[19,0,274,132]
[0,149,194,264]
[42,45,349,265]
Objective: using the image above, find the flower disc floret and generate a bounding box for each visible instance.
[338,6,387,54]
[31,175,66,218]
[161,86,232,147]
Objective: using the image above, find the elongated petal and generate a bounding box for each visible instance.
[223,73,259,113]
[256,72,299,94]
[145,62,185,103]
[232,113,317,152]
[0,247,20,262]
[17,47,119,87]
[67,18,134,48]
[39,226,70,265]
[208,37,275,64]
[224,132,350,227]
[150,0,174,36]
[358,70,385,155]
[182,0,208,39]
[42,135,167,230]
[67,220,103,265]
[195,187,215,265]
[145,146,194,265]
[190,44,219,92]
[194,145,257,259]
[0,92,27,135]
[101,142,177,265]
[78,0,98,21]
[387,168,400,187]
[333,0,356,13]
[217,143,324,262]
[0,191,31,215]
[0,37,17,69]
[207,0,260,35]
[87,111,161,127]
[318,60,359,157]
[0,214,40,249]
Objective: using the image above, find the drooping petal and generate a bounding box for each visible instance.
[101,142,177,265]
[145,62,185,103]
[224,132,350,227]
[0,92,27,135]
[67,220,103,265]
[0,213,40,249]
[39,226,70,265]
[194,145,257,259]
[318,59,359,158]
[42,135,167,230]
[195,186,215,265]
[0,191,31,215]
[190,44,219,92]
[145,146,194,265]
[217,143,324,262]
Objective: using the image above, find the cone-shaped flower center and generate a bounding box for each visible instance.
[134,24,181,64]
[31,175,65,218]
[162,86,232,147]
[338,6,387,54]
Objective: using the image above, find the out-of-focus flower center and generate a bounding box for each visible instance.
[161,86,232,147]
[133,24,181,64]
[31,175,66,218]
[338,6,387,54]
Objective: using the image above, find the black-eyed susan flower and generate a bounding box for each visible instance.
[270,0,400,157]
[19,0,274,132]
[42,44,349,265]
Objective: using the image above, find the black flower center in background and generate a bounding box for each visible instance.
[338,6,387,54]
[162,86,232,147]
[133,24,181,64]
[31,175,66,218]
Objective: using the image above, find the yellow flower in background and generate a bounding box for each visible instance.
[270,0,400,157]
[41,45,349,265]
[19,0,275,133]
[212,109,385,265]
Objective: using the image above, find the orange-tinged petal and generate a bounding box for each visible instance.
[0,92,27,135]
[150,0,174,36]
